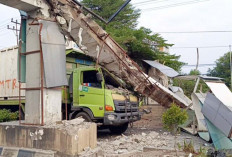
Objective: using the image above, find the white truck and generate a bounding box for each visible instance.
[0,46,25,111]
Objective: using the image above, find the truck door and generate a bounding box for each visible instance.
[79,70,104,117]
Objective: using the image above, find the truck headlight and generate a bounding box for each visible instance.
[108,115,116,121]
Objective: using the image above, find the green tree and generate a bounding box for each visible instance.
[189,69,200,75]
[81,0,140,29]
[81,0,185,71]
[173,78,209,98]
[208,52,231,88]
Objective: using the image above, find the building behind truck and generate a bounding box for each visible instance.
[0,43,141,133]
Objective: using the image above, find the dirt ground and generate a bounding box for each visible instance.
[80,105,213,157]
[133,104,167,129]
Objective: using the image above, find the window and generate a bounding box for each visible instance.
[82,70,102,88]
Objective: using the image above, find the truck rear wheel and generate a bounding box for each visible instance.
[75,112,92,122]
[109,123,129,134]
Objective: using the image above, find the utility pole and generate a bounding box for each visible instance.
[230,45,232,90]
[7,18,20,45]
[195,48,199,71]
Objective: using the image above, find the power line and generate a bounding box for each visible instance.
[0,16,20,27]
[7,18,20,45]
[155,31,232,34]
[140,0,210,12]
[133,0,172,6]
[142,0,210,11]
[170,45,231,49]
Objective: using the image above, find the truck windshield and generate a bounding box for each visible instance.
[102,69,124,89]
[82,70,102,88]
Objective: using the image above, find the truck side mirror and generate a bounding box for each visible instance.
[96,72,103,82]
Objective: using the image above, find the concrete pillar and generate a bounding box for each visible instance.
[25,20,62,124]
[0,0,63,125]
[0,0,65,125]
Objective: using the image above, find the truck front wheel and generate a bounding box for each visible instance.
[75,112,92,122]
[109,123,129,134]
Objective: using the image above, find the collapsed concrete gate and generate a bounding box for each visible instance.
[46,0,188,108]
[0,0,189,125]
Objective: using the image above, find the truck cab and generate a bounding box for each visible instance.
[67,66,141,133]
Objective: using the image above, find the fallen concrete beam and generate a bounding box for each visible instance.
[0,119,97,156]
[45,0,188,108]
[0,0,188,108]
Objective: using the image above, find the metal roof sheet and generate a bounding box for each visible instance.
[143,60,179,78]
[205,81,232,108]
[200,75,224,81]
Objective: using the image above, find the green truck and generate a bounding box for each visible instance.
[0,46,141,133]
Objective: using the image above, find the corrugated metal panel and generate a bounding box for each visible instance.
[205,81,232,107]
[39,20,68,88]
[202,93,232,137]
[0,47,25,97]
[143,60,179,78]
[205,117,232,150]
[200,75,223,81]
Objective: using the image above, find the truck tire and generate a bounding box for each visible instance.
[75,112,92,122]
[109,123,129,134]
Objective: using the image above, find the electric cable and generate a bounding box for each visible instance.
[155,31,232,34]
[139,0,211,12]
[170,45,231,49]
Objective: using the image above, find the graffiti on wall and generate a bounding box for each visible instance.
[0,78,19,96]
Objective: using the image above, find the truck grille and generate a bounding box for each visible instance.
[114,100,139,113]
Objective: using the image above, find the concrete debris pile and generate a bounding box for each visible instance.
[79,131,209,156]
[45,118,91,135]
[46,0,188,108]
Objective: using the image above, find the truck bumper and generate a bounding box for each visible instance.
[104,112,141,125]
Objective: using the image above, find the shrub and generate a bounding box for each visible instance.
[162,103,188,134]
[0,109,18,122]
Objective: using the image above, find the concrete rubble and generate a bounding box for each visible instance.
[79,130,210,157]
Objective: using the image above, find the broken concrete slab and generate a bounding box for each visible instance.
[0,119,97,156]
